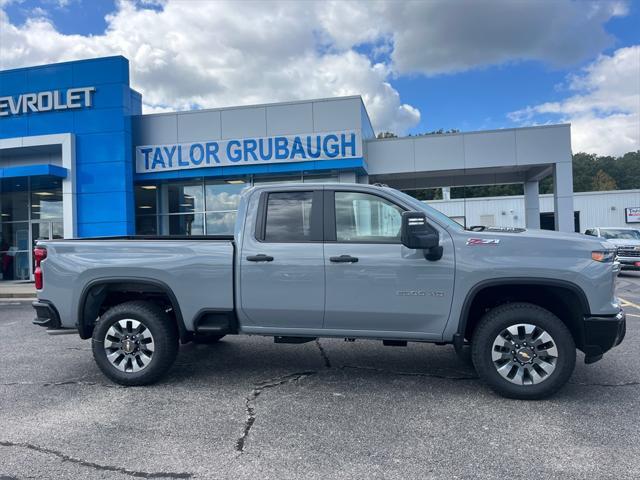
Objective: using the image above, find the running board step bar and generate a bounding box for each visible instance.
[383,340,407,347]
[274,336,317,344]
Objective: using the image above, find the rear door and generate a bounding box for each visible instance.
[322,189,455,336]
[239,188,325,329]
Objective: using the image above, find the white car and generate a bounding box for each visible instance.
[584,227,640,270]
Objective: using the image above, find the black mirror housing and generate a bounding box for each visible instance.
[401,211,440,251]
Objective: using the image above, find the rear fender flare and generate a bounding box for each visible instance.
[77,277,188,341]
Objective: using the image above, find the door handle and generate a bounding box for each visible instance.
[247,254,274,262]
[330,255,359,263]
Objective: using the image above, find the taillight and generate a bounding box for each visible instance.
[34,247,47,290]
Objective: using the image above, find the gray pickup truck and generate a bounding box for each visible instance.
[33,183,626,399]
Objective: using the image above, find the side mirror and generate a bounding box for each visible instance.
[401,211,443,261]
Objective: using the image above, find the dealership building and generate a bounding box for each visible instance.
[0,55,583,280]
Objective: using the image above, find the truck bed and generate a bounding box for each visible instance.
[36,238,235,332]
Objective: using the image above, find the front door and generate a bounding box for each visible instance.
[239,189,325,329]
[323,190,455,336]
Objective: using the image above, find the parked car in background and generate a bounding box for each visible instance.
[584,227,640,270]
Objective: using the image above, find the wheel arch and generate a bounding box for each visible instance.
[77,277,188,342]
[457,278,591,349]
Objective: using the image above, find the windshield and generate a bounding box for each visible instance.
[600,229,640,240]
[390,189,465,231]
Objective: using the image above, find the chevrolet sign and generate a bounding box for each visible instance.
[0,86,96,117]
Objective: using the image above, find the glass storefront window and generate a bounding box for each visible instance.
[135,185,158,215]
[303,174,339,183]
[134,172,351,236]
[136,215,158,235]
[205,181,244,212]
[0,222,29,253]
[30,177,63,220]
[159,213,205,235]
[205,212,237,235]
[0,222,30,281]
[0,176,63,281]
[253,175,302,185]
[204,180,245,234]
[0,178,28,221]
[167,182,204,214]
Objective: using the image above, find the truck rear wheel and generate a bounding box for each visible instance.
[471,302,576,400]
[92,301,178,386]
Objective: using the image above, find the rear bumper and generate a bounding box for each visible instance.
[581,309,626,363]
[32,300,61,329]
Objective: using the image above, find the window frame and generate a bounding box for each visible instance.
[255,189,324,243]
[324,189,407,244]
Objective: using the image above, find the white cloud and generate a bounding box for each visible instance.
[318,0,627,75]
[0,0,420,134]
[0,0,631,138]
[509,46,640,156]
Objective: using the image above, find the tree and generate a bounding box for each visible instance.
[592,169,617,191]
[376,131,397,139]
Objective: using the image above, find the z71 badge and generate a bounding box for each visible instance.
[466,238,500,246]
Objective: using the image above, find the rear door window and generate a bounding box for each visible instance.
[264,191,314,242]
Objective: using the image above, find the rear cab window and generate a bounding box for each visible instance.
[256,190,323,242]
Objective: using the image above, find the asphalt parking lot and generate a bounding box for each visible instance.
[1,273,639,479]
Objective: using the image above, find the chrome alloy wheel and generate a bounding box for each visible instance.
[491,323,558,385]
[104,319,155,373]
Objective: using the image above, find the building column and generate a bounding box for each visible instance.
[523,180,540,229]
[160,184,170,234]
[61,134,77,238]
[338,171,357,183]
[553,161,575,232]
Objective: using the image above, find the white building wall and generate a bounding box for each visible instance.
[426,189,640,230]
[366,124,571,175]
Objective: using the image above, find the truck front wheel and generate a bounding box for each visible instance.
[92,301,178,386]
[471,302,576,400]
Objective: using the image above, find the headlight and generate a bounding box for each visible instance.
[592,250,616,262]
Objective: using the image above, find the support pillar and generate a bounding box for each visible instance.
[524,180,540,229]
[338,171,357,183]
[553,161,575,232]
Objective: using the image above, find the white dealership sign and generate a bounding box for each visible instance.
[625,207,640,223]
[136,130,362,173]
[0,86,96,117]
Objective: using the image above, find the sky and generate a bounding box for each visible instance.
[0,0,639,156]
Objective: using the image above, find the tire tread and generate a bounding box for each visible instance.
[92,300,178,386]
[471,302,576,400]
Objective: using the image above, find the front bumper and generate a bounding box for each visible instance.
[582,309,626,364]
[32,300,61,329]
[617,256,640,270]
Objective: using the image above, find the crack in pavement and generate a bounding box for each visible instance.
[0,380,126,388]
[234,371,317,453]
[315,339,332,368]
[0,441,193,478]
[233,362,478,454]
[569,380,640,388]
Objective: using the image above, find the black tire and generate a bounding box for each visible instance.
[192,333,226,344]
[92,301,178,386]
[471,302,576,400]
